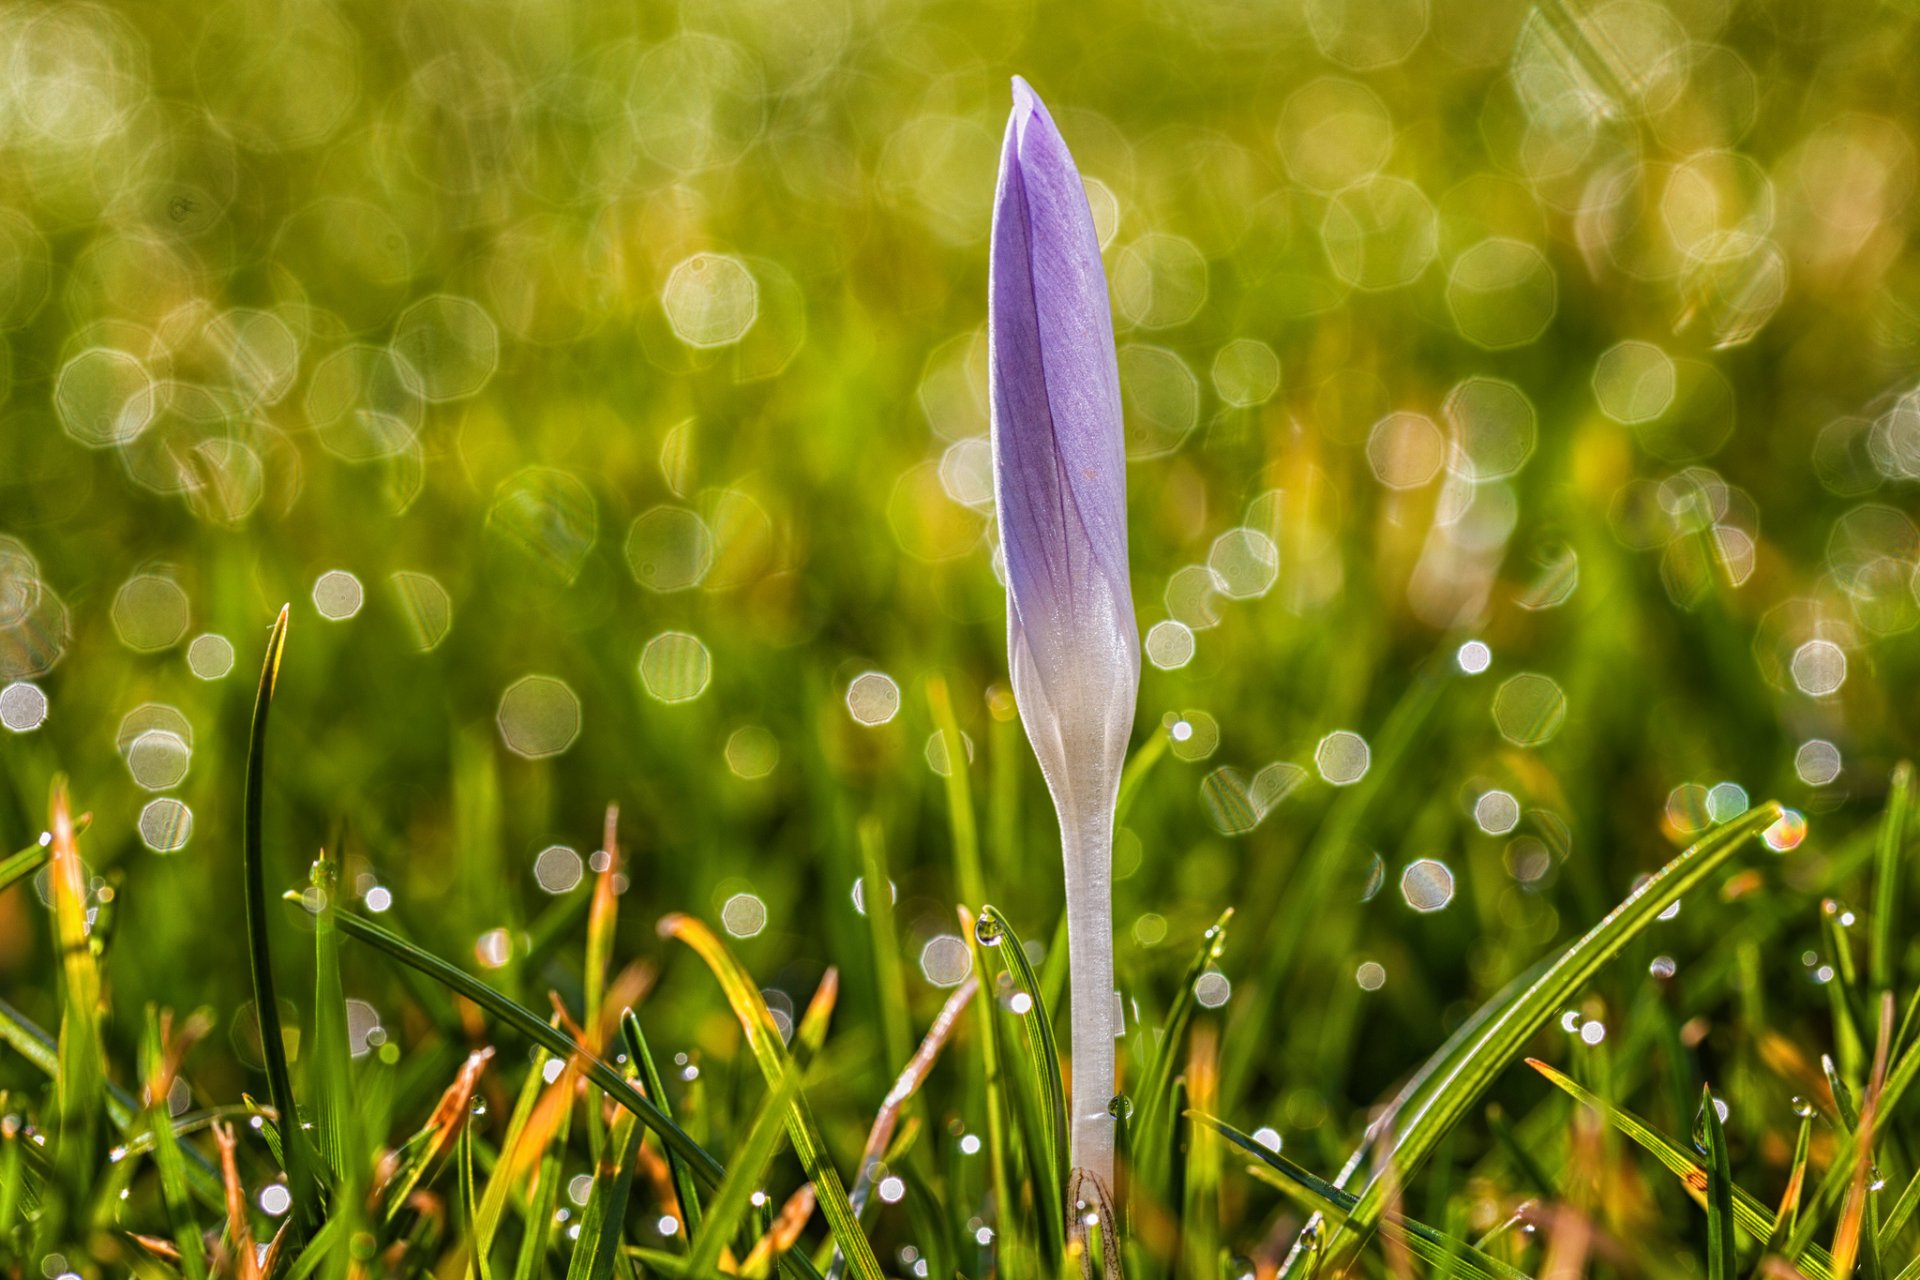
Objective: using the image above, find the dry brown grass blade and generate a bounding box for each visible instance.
[144,1008,214,1108]
[258,1220,290,1278]
[848,976,976,1213]
[128,1231,182,1262]
[743,1183,819,1276]
[213,1120,261,1280]
[584,803,622,1050]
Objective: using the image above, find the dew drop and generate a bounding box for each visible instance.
[973,911,1004,947]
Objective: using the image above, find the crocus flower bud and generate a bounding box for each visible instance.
[989,76,1139,1196]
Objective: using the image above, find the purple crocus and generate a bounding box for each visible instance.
[989,76,1139,1199]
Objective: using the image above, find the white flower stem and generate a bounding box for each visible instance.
[1061,805,1116,1193]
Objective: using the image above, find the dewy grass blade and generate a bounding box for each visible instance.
[685,1070,801,1280]
[956,904,1026,1280]
[1872,763,1913,993]
[658,913,885,1280]
[1702,1086,1735,1280]
[240,604,322,1239]
[0,995,224,1210]
[1527,1060,1834,1279]
[1324,803,1784,1269]
[1135,908,1232,1185]
[329,903,727,1187]
[308,848,359,1191]
[1189,1113,1533,1280]
[564,1107,641,1280]
[975,903,1067,1255]
[624,1009,705,1247]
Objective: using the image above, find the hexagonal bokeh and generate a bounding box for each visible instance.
[1367,411,1444,489]
[1493,673,1567,746]
[312,570,364,620]
[662,253,759,348]
[112,574,190,653]
[1442,377,1537,480]
[625,506,715,592]
[846,671,901,725]
[1593,341,1677,425]
[1211,339,1281,408]
[391,293,500,402]
[497,675,582,758]
[1118,344,1199,459]
[1277,77,1394,193]
[1322,175,1436,291]
[639,631,713,703]
[1208,528,1279,599]
[1445,237,1556,349]
[55,347,156,448]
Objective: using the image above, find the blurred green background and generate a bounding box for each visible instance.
[3,0,1919,1258]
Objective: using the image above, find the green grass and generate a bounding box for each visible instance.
[6,0,1920,1275]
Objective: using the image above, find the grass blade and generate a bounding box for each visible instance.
[856,817,912,1074]
[141,1008,209,1280]
[0,840,48,896]
[624,1009,705,1245]
[1134,908,1232,1187]
[1190,1112,1533,1280]
[658,913,884,1280]
[47,778,105,1209]
[308,847,359,1192]
[1702,1086,1735,1280]
[565,1108,641,1280]
[1872,763,1913,993]
[685,1070,801,1279]
[1527,1059,1834,1278]
[974,903,1067,1261]
[926,676,985,913]
[0,995,225,1210]
[514,1074,575,1280]
[241,604,322,1239]
[1325,803,1783,1268]
[330,902,727,1187]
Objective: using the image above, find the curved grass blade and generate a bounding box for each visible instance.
[625,1009,704,1246]
[974,904,1066,1257]
[0,841,48,896]
[1190,1112,1533,1280]
[1527,1060,1833,1278]
[658,913,884,1280]
[330,903,726,1187]
[1702,1087,1735,1280]
[1325,803,1784,1268]
[956,905,1026,1279]
[685,1070,801,1279]
[1134,908,1232,1183]
[241,604,322,1239]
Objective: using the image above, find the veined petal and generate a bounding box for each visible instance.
[990,77,1139,810]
